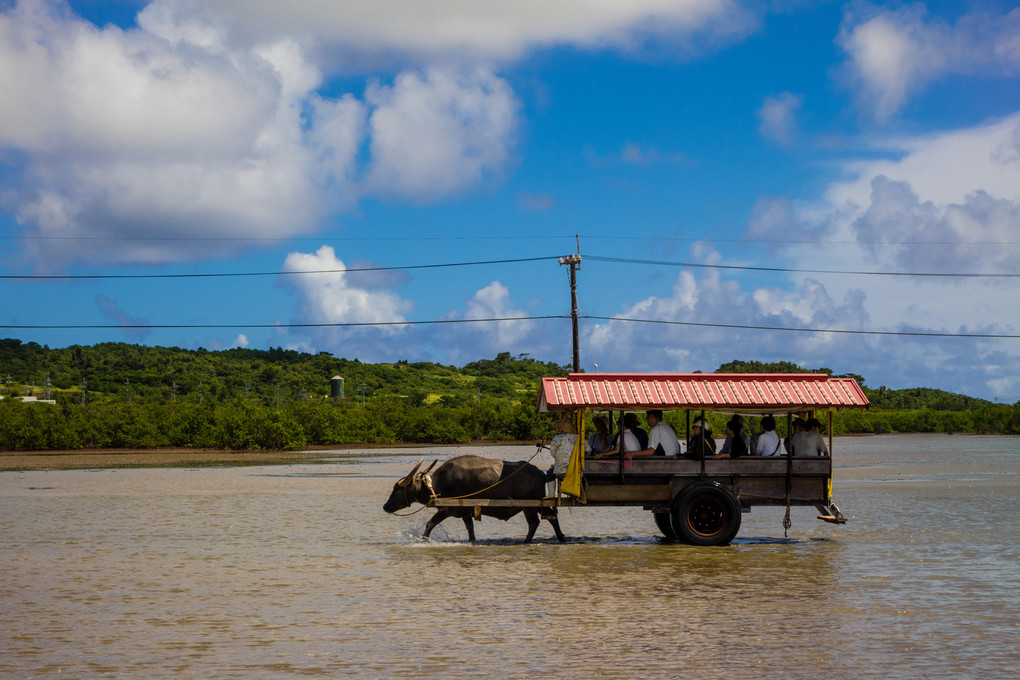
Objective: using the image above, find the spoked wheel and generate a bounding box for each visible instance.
[653,511,681,541]
[672,481,741,546]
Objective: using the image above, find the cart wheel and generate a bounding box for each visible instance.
[672,481,741,546]
[653,511,681,541]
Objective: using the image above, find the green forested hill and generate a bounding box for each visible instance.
[0,340,564,406]
[0,341,571,451]
[0,341,1017,452]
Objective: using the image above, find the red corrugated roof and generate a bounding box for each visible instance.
[538,373,869,413]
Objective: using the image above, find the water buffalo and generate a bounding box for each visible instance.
[383,454,566,543]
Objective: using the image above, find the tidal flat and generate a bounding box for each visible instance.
[2,435,1017,679]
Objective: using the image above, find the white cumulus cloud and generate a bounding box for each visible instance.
[364,69,518,200]
[0,2,521,269]
[838,3,1020,121]
[757,92,803,146]
[768,114,1019,397]
[141,0,758,62]
[276,245,414,361]
[585,255,872,372]
[459,281,537,351]
[281,245,411,327]
[586,111,1020,399]
[0,1,366,267]
[0,0,756,270]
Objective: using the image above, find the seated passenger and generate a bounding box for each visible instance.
[714,419,749,458]
[622,410,681,460]
[585,416,612,455]
[548,411,579,477]
[683,418,716,460]
[621,413,649,450]
[754,415,782,456]
[593,415,642,460]
[718,414,750,457]
[808,418,830,456]
[791,417,829,456]
[784,417,806,454]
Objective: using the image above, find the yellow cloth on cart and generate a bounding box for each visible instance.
[560,410,586,502]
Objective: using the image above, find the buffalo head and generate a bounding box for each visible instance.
[383,458,437,513]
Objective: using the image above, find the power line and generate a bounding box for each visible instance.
[582,235,1020,246]
[2,314,1015,339]
[586,255,1018,278]
[582,316,1020,339]
[1,256,560,280]
[0,316,567,330]
[4,252,1014,281]
[1,234,573,242]
[5,232,1017,246]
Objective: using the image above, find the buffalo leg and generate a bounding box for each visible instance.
[423,509,451,540]
[523,509,540,543]
[461,515,476,542]
[545,512,566,542]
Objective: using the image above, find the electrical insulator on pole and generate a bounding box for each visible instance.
[558,245,582,373]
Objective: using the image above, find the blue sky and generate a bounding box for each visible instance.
[1,0,1018,401]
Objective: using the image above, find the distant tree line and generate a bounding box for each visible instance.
[0,341,1017,452]
[713,359,1019,434]
[0,398,549,451]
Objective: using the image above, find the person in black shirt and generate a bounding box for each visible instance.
[714,419,748,458]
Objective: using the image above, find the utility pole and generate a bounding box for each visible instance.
[558,235,582,373]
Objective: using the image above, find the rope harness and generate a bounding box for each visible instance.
[783,443,794,537]
[390,480,432,517]
[389,444,547,516]
[424,443,546,502]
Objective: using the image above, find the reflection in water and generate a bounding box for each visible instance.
[0,436,1017,679]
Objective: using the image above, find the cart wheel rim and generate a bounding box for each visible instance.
[685,495,729,537]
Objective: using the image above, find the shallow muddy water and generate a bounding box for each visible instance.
[1,435,1017,678]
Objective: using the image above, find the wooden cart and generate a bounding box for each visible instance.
[434,372,870,545]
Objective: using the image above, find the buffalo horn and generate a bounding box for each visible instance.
[421,459,438,475]
[398,458,424,487]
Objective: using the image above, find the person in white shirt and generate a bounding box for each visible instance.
[593,414,643,459]
[620,410,681,460]
[791,417,829,456]
[754,415,782,456]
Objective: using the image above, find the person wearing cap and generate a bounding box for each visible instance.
[684,417,716,460]
[620,410,681,460]
[548,410,580,476]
